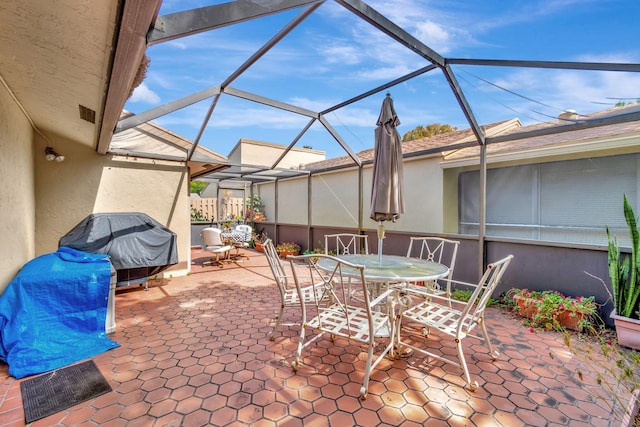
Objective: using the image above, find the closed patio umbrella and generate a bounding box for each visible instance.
[370,93,404,262]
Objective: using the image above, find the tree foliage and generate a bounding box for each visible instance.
[402,123,458,142]
[614,99,640,107]
[190,181,208,195]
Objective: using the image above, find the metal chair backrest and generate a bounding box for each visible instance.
[201,227,224,247]
[235,224,252,241]
[406,237,460,280]
[263,238,291,293]
[324,233,369,255]
[459,254,513,333]
[290,253,369,309]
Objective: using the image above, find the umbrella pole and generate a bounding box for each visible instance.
[377,221,385,263]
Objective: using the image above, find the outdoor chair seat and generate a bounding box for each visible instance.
[393,254,513,391]
[290,253,397,400]
[200,227,233,267]
[306,301,391,341]
[203,244,233,266]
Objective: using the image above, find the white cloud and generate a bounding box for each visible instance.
[414,20,452,53]
[129,83,161,105]
[461,64,640,126]
[322,44,363,65]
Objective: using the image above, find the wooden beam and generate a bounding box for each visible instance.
[97,0,162,155]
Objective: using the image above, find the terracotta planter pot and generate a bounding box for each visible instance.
[255,242,264,252]
[513,295,587,331]
[278,249,299,259]
[555,310,586,331]
[611,310,640,350]
[513,295,538,318]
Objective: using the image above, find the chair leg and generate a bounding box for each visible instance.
[292,301,310,372]
[455,338,477,391]
[292,322,306,372]
[203,255,223,268]
[360,342,375,400]
[478,317,499,359]
[269,305,286,341]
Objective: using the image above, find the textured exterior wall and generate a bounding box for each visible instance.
[277,178,308,225]
[311,169,362,228]
[228,139,325,169]
[0,84,36,293]
[389,156,445,233]
[256,155,448,235]
[95,156,191,276]
[34,139,191,278]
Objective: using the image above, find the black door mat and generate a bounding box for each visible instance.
[20,360,112,424]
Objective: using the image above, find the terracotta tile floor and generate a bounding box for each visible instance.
[0,248,631,426]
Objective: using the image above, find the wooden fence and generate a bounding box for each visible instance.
[191,197,245,221]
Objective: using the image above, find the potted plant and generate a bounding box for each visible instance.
[221,219,234,232]
[245,194,268,223]
[252,231,268,252]
[275,242,301,258]
[505,288,600,332]
[507,288,545,319]
[607,195,640,350]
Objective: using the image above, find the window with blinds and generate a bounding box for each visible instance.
[459,153,638,246]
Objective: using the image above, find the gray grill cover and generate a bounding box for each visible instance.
[59,213,178,283]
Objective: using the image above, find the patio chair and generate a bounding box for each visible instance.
[324,233,370,302]
[404,237,460,296]
[324,233,369,255]
[393,254,513,391]
[200,227,233,267]
[263,239,326,341]
[233,224,252,259]
[289,253,397,399]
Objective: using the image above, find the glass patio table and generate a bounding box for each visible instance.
[316,253,449,283]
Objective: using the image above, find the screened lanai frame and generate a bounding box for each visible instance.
[113,0,640,274]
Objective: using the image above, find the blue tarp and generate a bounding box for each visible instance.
[0,247,120,378]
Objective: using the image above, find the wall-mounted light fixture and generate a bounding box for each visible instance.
[45,147,65,162]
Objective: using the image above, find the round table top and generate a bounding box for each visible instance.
[316,253,449,282]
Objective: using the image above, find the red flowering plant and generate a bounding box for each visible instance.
[505,288,602,332]
[275,242,301,257]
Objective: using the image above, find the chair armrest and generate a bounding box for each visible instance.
[394,279,478,304]
[407,278,479,292]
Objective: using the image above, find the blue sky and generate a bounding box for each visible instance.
[125,0,640,160]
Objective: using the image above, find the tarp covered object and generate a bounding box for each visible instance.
[0,247,120,379]
[59,212,178,283]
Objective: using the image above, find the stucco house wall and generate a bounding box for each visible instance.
[228,138,325,169]
[0,84,36,293]
[311,169,362,229]
[276,178,308,225]
[256,155,450,236]
[201,139,327,201]
[34,135,191,277]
